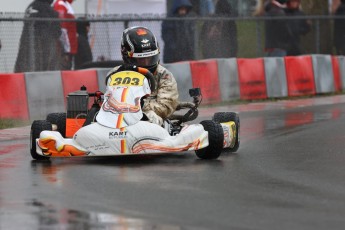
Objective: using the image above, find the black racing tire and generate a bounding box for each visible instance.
[30,120,52,160]
[212,112,240,152]
[195,120,224,160]
[46,113,66,137]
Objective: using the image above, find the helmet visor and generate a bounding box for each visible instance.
[128,50,159,68]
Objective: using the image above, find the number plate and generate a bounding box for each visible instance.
[109,71,145,87]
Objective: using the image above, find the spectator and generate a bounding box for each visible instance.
[253,0,266,16]
[190,0,215,16]
[54,0,78,70]
[74,18,93,70]
[332,0,341,14]
[284,0,311,56]
[161,0,197,63]
[201,0,238,59]
[200,0,215,16]
[14,0,61,73]
[334,0,345,55]
[264,0,290,57]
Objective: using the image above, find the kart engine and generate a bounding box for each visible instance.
[65,86,90,137]
[66,86,89,119]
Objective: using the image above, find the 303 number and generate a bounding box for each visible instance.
[112,77,140,86]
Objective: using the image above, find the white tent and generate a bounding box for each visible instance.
[85,0,166,61]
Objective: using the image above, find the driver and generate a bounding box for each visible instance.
[106,26,179,126]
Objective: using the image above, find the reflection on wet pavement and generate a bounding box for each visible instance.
[240,107,343,144]
[0,199,182,230]
[1,95,345,230]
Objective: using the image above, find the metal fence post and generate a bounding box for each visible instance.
[315,19,320,54]
[28,20,35,71]
[256,19,262,57]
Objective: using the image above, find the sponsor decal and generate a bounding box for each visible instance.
[136,28,147,35]
[132,49,159,58]
[85,143,110,151]
[109,131,128,139]
[141,39,151,48]
[141,43,151,48]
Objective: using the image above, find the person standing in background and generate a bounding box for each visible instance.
[264,0,290,57]
[190,0,215,16]
[54,0,78,70]
[284,0,311,56]
[333,0,345,55]
[201,0,238,59]
[161,0,197,63]
[15,0,61,72]
[331,0,341,14]
[74,18,93,69]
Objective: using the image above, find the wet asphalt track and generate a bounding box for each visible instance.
[1,95,345,230]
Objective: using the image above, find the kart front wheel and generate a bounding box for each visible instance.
[30,120,52,160]
[46,113,66,137]
[212,112,240,152]
[195,120,224,159]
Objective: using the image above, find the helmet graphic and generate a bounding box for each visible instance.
[121,26,160,73]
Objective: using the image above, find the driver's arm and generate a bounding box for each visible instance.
[142,67,179,125]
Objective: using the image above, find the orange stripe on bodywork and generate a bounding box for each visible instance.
[121,87,129,102]
[38,138,87,157]
[116,88,129,128]
[116,114,123,128]
[120,127,126,153]
[121,139,127,154]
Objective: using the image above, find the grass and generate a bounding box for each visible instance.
[0,119,31,129]
[237,20,265,58]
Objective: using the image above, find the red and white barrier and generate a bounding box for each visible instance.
[163,62,193,102]
[190,60,221,104]
[0,55,344,120]
[237,58,267,100]
[331,56,342,92]
[0,73,29,119]
[25,71,65,120]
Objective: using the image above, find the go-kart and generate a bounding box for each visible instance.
[30,66,240,160]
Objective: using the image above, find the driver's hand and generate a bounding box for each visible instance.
[193,95,201,106]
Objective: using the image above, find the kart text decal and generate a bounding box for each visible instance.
[109,131,128,139]
[109,71,145,87]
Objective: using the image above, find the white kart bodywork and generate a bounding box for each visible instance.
[34,70,234,158]
[36,121,210,157]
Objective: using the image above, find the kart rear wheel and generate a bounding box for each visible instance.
[195,120,224,159]
[212,112,240,152]
[46,113,66,137]
[30,120,52,160]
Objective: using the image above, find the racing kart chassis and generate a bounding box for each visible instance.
[30,71,240,161]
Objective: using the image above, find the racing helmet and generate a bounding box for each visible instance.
[121,26,160,73]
